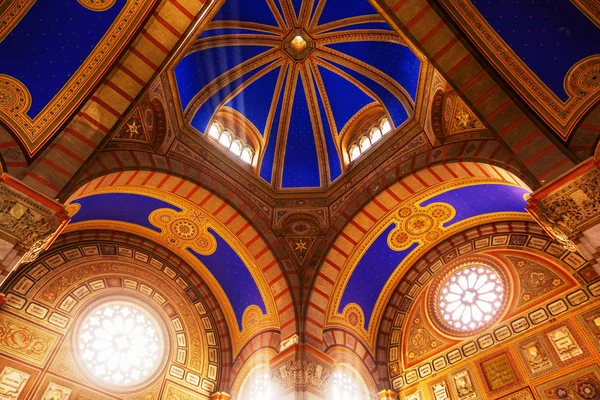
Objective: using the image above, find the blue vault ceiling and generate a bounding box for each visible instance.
[174,0,422,189]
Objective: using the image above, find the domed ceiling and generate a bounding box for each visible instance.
[174,0,422,189]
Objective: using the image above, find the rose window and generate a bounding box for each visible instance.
[76,300,165,389]
[436,264,506,334]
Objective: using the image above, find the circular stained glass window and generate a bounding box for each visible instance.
[436,263,506,334]
[76,300,166,389]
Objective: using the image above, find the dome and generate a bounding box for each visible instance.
[174,0,421,189]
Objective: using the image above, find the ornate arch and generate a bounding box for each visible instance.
[0,229,229,396]
[65,171,298,357]
[375,220,589,390]
[305,162,531,353]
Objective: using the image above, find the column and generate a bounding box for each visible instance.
[527,157,600,271]
[378,390,398,399]
[270,343,335,400]
[0,173,69,305]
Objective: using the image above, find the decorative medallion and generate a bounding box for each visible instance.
[149,208,216,255]
[389,203,455,251]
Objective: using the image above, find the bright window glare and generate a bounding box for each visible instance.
[208,123,221,139]
[243,372,274,400]
[381,118,391,134]
[438,265,505,332]
[77,301,163,388]
[329,370,363,400]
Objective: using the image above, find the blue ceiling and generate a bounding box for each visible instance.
[174,0,421,189]
[70,193,265,329]
[339,183,531,328]
[471,0,600,101]
[0,0,126,118]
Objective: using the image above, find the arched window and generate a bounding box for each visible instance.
[369,127,382,143]
[206,122,255,165]
[208,122,221,139]
[349,144,360,162]
[380,118,391,135]
[347,116,393,163]
[328,368,368,400]
[219,130,233,147]
[433,262,507,335]
[75,299,167,390]
[240,367,276,400]
[241,147,253,164]
[359,136,371,152]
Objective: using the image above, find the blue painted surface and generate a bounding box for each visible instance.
[420,184,530,226]
[339,183,530,327]
[318,66,375,132]
[0,0,126,117]
[312,72,342,181]
[225,66,281,136]
[261,67,288,183]
[175,0,421,187]
[317,0,378,25]
[471,0,600,101]
[339,224,418,325]
[191,228,266,328]
[71,192,264,329]
[175,45,275,112]
[70,193,180,231]
[326,58,409,127]
[282,73,321,188]
[327,41,421,100]
[211,0,278,26]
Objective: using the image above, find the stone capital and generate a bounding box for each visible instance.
[527,157,600,269]
[269,343,335,398]
[0,173,69,290]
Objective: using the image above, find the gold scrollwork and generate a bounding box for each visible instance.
[76,0,117,12]
[388,203,455,251]
[149,208,217,255]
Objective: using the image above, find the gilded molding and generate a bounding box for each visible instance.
[440,0,600,139]
[0,0,156,155]
[527,158,600,251]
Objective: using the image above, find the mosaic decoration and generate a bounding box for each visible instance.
[536,364,600,399]
[404,306,450,367]
[173,0,422,188]
[332,180,530,349]
[2,239,222,397]
[506,255,566,308]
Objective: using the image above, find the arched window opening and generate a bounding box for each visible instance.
[328,368,367,400]
[75,299,167,390]
[207,122,255,165]
[240,368,278,400]
[347,116,393,163]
